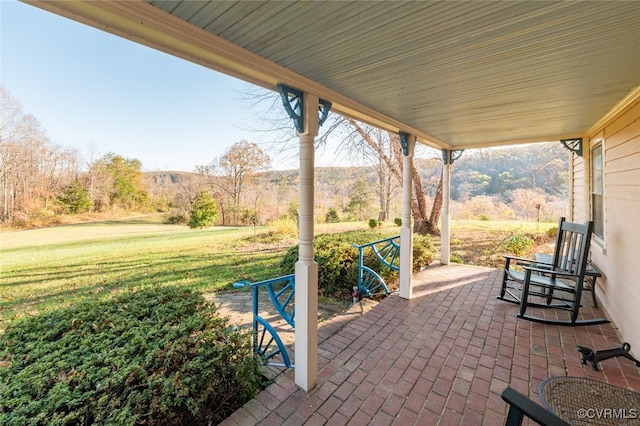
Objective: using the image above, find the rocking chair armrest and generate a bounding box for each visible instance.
[503,255,536,263]
[522,265,582,279]
[503,255,554,272]
[503,255,544,269]
[501,387,569,426]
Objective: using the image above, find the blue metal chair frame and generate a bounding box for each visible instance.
[251,274,295,368]
[352,235,400,299]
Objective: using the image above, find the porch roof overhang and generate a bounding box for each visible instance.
[25,0,640,151]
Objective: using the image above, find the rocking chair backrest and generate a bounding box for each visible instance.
[551,216,566,266]
[553,220,594,278]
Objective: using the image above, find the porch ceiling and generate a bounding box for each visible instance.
[26,0,640,150]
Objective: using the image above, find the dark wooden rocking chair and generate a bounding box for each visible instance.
[499,217,566,305]
[499,218,609,326]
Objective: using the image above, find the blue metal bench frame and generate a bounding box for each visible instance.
[251,274,295,368]
[352,235,400,299]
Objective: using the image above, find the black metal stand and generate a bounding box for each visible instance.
[577,342,640,371]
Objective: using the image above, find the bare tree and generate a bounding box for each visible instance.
[343,119,443,235]
[367,128,401,222]
[375,151,398,222]
[0,86,23,221]
[0,86,82,222]
[196,140,271,225]
[239,86,443,235]
[172,173,206,215]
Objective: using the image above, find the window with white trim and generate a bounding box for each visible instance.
[591,142,604,239]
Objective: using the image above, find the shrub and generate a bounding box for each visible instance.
[368,218,379,229]
[188,190,219,229]
[266,216,298,237]
[0,286,265,425]
[280,231,436,298]
[478,214,491,221]
[240,209,258,226]
[503,232,534,256]
[394,217,402,226]
[280,231,361,298]
[412,234,436,271]
[167,214,186,224]
[324,208,340,223]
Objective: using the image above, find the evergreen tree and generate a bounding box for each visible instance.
[57,181,93,214]
[343,177,375,220]
[189,190,219,229]
[325,208,340,223]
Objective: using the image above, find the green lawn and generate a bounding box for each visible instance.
[0,216,555,333]
[0,216,290,333]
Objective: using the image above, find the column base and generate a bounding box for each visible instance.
[399,227,413,299]
[294,260,318,392]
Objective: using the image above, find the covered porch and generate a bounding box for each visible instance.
[22,1,640,420]
[224,264,640,425]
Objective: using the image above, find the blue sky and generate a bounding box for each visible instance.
[0,0,311,172]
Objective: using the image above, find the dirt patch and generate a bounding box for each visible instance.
[207,290,359,347]
[210,291,349,328]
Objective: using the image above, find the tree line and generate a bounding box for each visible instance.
[1,86,154,226]
[150,141,569,231]
[1,84,569,230]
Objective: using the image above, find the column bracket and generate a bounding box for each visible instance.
[560,138,583,157]
[441,149,464,165]
[399,132,410,156]
[277,84,332,132]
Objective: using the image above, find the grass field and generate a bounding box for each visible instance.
[0,215,294,333]
[0,215,555,333]
[450,218,555,232]
[448,219,556,267]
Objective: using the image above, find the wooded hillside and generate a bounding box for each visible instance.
[145,142,570,226]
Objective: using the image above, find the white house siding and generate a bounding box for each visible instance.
[585,99,640,354]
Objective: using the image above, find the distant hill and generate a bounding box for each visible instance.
[146,143,570,203]
[144,142,570,223]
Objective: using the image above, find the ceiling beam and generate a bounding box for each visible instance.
[450,132,587,151]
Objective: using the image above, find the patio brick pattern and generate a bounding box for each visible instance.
[222,264,640,425]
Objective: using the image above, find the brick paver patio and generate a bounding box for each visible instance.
[222,264,640,425]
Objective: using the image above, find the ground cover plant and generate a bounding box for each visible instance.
[0,286,264,425]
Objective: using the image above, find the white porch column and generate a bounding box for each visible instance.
[294,93,319,392]
[440,152,451,265]
[278,84,330,392]
[399,133,415,299]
